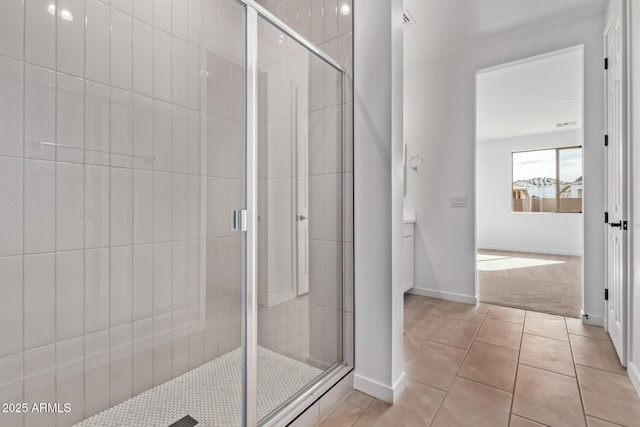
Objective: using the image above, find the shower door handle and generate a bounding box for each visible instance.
[232,209,248,231]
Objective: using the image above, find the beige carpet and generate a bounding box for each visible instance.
[477,249,582,318]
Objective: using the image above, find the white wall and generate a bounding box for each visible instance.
[354,0,406,403]
[404,12,605,319]
[477,130,584,256]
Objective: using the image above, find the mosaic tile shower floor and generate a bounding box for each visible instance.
[76,347,322,427]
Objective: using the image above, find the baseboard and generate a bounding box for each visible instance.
[628,362,640,398]
[478,245,582,257]
[408,287,478,305]
[581,310,605,327]
[353,371,406,404]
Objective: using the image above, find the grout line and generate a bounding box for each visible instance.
[517,362,577,379]
[510,414,553,426]
[81,0,88,421]
[521,331,569,343]
[150,0,157,388]
[20,0,27,412]
[449,375,513,395]
[107,1,114,409]
[508,303,525,425]
[565,316,589,427]
[53,0,59,413]
[127,0,136,399]
[573,363,629,377]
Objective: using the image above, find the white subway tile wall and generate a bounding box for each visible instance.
[0,0,246,425]
[0,0,352,425]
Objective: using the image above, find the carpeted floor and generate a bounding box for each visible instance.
[477,249,582,318]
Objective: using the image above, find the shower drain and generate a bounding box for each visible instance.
[168,415,199,427]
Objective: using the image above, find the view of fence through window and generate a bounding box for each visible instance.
[512,147,583,213]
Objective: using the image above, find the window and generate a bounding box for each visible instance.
[512,147,582,213]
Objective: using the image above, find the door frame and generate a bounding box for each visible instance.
[472,47,587,312]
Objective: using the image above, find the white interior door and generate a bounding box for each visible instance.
[294,85,310,295]
[604,0,627,366]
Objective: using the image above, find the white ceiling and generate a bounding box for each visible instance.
[403,0,607,67]
[402,0,605,141]
[476,47,583,141]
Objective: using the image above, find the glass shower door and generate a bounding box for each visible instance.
[252,12,345,424]
[0,0,248,426]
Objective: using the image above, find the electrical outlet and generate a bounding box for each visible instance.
[450,196,468,207]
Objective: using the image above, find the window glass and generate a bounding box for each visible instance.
[512,147,582,213]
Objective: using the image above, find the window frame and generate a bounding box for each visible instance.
[511,146,583,214]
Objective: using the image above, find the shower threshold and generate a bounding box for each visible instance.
[75,347,322,427]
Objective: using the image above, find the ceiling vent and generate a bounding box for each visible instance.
[402,9,416,26]
[556,121,578,128]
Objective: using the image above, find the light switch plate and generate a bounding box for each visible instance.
[450,196,468,207]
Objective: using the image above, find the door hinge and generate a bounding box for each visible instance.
[605,212,609,223]
[605,57,609,70]
[605,289,609,300]
[604,134,609,146]
[624,220,628,231]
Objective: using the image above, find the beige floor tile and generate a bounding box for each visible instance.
[403,308,425,325]
[510,415,546,426]
[422,298,458,317]
[524,311,568,341]
[519,333,575,377]
[403,326,429,361]
[404,294,427,311]
[486,305,525,324]
[457,341,518,392]
[475,318,523,350]
[405,341,466,391]
[352,380,444,427]
[576,365,640,426]
[431,377,512,427]
[512,365,585,427]
[569,334,626,375]
[586,416,623,427]
[344,390,374,410]
[565,318,609,341]
[318,402,364,427]
[403,314,442,360]
[444,302,490,323]
[350,400,394,427]
[428,318,480,349]
[413,313,444,332]
[404,303,431,324]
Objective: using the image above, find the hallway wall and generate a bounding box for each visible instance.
[404,13,606,321]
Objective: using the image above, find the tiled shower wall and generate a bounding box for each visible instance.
[255,0,354,367]
[0,0,244,425]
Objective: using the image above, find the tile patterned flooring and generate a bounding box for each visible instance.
[317,294,640,427]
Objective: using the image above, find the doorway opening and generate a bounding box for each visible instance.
[475,46,585,318]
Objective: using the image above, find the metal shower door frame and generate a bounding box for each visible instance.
[239,1,347,425]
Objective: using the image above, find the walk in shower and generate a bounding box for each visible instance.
[0,0,348,425]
